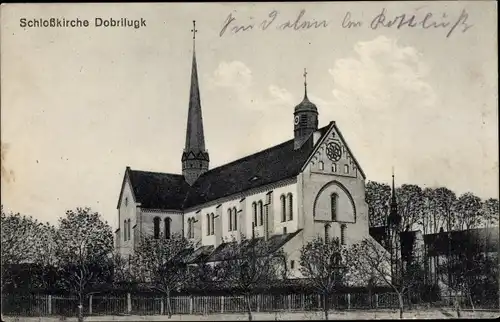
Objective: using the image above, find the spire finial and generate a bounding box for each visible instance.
[303,68,308,99]
[191,20,198,50]
[391,167,397,203]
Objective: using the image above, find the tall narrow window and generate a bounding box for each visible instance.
[210,213,215,235]
[164,218,171,239]
[190,219,195,238]
[252,202,257,227]
[344,164,349,174]
[287,193,293,221]
[153,217,160,239]
[128,219,131,241]
[125,197,128,207]
[123,220,127,241]
[233,207,238,231]
[258,201,263,226]
[283,227,287,234]
[341,224,347,245]
[332,163,337,172]
[319,161,324,170]
[187,218,192,239]
[325,224,330,241]
[206,214,210,236]
[280,195,286,222]
[228,209,232,232]
[331,193,338,221]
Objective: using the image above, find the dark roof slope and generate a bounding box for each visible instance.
[128,170,191,210]
[425,227,499,255]
[203,230,302,263]
[125,125,331,210]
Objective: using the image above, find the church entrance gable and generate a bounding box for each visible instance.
[304,124,365,180]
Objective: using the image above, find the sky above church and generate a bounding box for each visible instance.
[1,2,498,228]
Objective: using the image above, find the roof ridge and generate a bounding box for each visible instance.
[202,138,295,174]
[130,169,183,177]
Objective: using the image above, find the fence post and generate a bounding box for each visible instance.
[347,293,351,310]
[89,295,93,315]
[256,294,260,312]
[127,293,132,314]
[287,294,292,311]
[375,294,379,309]
[301,294,305,311]
[189,296,193,314]
[48,295,52,315]
[221,296,224,314]
[160,297,164,315]
[318,294,321,309]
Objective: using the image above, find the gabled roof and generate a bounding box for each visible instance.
[127,169,191,210]
[122,124,333,210]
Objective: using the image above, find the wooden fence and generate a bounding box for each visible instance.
[1,292,491,317]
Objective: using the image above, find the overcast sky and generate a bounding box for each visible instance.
[1,2,497,228]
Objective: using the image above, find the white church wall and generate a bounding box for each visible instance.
[117,179,136,257]
[270,183,299,235]
[140,209,183,240]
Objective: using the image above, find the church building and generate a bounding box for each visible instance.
[115,22,376,277]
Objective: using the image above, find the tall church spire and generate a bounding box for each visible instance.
[182,20,209,185]
[388,168,401,228]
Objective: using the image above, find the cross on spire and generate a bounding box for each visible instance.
[191,20,198,40]
[303,68,308,98]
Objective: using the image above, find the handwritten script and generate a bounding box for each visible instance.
[219,8,473,38]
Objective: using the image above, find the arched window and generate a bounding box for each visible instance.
[331,193,338,221]
[187,218,192,239]
[190,219,195,239]
[210,213,215,235]
[206,214,210,236]
[287,193,293,221]
[128,219,131,241]
[332,163,337,172]
[258,201,263,226]
[153,217,160,239]
[280,195,286,222]
[123,220,127,241]
[252,202,257,227]
[125,197,128,207]
[232,207,238,231]
[164,218,171,239]
[344,164,349,174]
[341,224,347,245]
[319,161,324,170]
[228,209,232,232]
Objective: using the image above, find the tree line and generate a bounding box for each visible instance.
[366,181,499,232]
[1,180,498,320]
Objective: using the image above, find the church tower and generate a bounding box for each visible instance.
[182,21,209,185]
[387,171,401,284]
[294,69,319,150]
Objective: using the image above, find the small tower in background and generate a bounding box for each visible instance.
[294,68,319,150]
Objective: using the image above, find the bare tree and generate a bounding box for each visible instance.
[481,198,499,227]
[299,236,349,320]
[454,193,482,231]
[131,232,192,318]
[365,181,391,227]
[396,184,424,231]
[55,207,114,322]
[214,233,287,321]
[348,237,424,319]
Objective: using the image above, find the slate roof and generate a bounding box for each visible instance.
[127,170,191,210]
[369,226,499,257]
[120,124,332,210]
[424,227,499,256]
